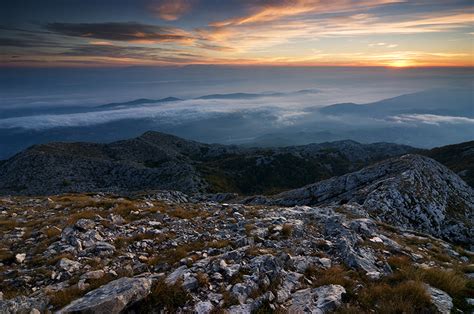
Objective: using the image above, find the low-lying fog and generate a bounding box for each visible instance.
[0,66,472,159]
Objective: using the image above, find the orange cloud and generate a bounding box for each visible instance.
[89,41,114,46]
[210,0,404,27]
[4,1,472,67]
[196,8,474,58]
[151,0,193,21]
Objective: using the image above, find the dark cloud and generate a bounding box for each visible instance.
[60,44,201,63]
[45,22,193,42]
[0,38,38,47]
[0,35,61,48]
[63,45,168,57]
[73,45,167,57]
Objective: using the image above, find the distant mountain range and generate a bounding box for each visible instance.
[96,97,182,110]
[196,89,320,100]
[0,89,320,119]
[319,88,473,118]
[1,131,472,196]
[0,88,472,160]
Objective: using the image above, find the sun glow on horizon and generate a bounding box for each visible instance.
[387,59,414,68]
[1,1,473,68]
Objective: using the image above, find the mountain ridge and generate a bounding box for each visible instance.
[320,88,474,118]
[0,131,416,196]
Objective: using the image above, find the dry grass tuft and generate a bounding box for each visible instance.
[358,281,436,314]
[421,268,467,297]
[0,249,15,264]
[281,223,293,238]
[305,265,354,288]
[42,226,61,238]
[129,278,189,312]
[66,211,97,225]
[47,253,75,266]
[196,272,209,287]
[48,286,84,310]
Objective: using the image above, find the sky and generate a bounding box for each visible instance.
[1,0,473,67]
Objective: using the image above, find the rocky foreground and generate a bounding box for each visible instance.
[1,191,473,313]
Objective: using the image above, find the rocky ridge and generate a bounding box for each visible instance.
[423,140,474,188]
[247,154,474,245]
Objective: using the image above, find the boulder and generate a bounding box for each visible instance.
[276,272,303,303]
[75,219,95,231]
[0,296,47,314]
[195,301,214,314]
[59,277,152,313]
[227,303,253,314]
[288,285,346,313]
[15,253,26,264]
[165,265,188,285]
[58,258,82,273]
[425,285,453,314]
[80,270,105,280]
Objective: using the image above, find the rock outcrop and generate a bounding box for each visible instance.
[288,285,346,313]
[250,154,474,244]
[59,277,152,313]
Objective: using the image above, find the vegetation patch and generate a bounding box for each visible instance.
[129,279,190,312]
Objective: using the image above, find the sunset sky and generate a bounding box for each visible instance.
[1,0,473,67]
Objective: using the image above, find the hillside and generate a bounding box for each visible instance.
[424,140,474,187]
[247,154,474,244]
[0,132,415,196]
[0,138,473,313]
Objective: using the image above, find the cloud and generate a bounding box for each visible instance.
[150,0,193,21]
[63,44,170,57]
[0,89,329,130]
[89,41,115,46]
[2,1,473,67]
[45,22,193,44]
[390,114,474,125]
[209,0,404,27]
[195,5,474,64]
[0,35,63,48]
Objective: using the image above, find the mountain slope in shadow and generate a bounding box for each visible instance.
[0,131,414,196]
